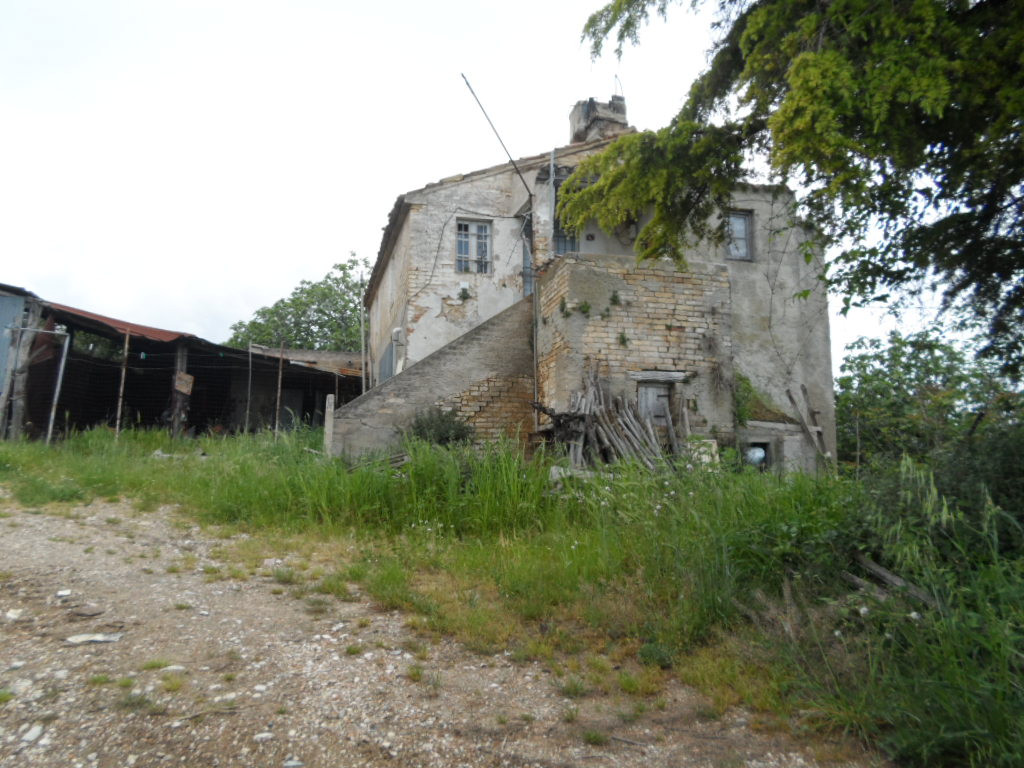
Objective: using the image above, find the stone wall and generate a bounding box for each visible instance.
[330,299,534,458]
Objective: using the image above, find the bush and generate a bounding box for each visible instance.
[408,407,474,446]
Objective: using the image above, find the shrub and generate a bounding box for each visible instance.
[408,407,474,446]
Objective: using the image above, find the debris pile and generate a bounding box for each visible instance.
[534,371,704,469]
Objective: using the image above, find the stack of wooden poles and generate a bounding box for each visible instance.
[537,371,682,469]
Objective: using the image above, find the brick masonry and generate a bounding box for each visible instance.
[537,253,735,438]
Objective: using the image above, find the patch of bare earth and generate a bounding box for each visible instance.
[0,499,879,768]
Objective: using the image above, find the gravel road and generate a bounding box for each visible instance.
[0,497,876,768]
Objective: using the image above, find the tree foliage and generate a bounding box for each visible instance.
[226,257,367,351]
[561,0,1024,371]
[835,329,1023,513]
[835,330,1012,463]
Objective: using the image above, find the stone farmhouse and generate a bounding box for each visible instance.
[331,97,836,472]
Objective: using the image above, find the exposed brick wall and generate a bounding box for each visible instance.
[439,374,535,442]
[536,253,735,438]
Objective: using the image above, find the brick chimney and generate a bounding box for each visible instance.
[569,95,629,143]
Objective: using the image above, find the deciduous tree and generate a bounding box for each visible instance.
[560,0,1024,371]
[226,257,368,351]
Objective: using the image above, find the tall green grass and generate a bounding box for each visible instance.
[1,429,1021,766]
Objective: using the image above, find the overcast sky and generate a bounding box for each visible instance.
[2,0,906,371]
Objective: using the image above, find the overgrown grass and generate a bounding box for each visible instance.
[1,428,1021,766]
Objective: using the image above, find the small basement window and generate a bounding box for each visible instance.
[456,220,491,273]
[744,441,771,470]
[727,210,754,261]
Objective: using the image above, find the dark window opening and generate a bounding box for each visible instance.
[727,210,754,261]
[744,441,771,470]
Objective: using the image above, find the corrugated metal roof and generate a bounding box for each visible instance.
[45,302,197,344]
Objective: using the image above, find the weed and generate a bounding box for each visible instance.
[345,644,364,656]
[619,702,647,722]
[273,567,300,585]
[562,706,578,723]
[577,301,591,316]
[141,659,170,671]
[88,674,113,686]
[223,673,237,682]
[316,572,354,600]
[583,730,609,746]
[173,603,192,611]
[406,664,424,682]
[275,706,289,715]
[618,669,662,697]
[161,673,185,692]
[559,676,586,699]
[0,689,13,705]
[116,677,135,689]
[118,693,166,715]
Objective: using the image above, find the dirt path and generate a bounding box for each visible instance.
[1,498,874,768]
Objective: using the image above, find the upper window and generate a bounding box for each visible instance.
[727,211,754,261]
[456,220,491,273]
[553,182,579,255]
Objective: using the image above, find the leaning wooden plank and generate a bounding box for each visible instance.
[841,571,890,601]
[595,409,629,459]
[786,388,826,458]
[643,416,663,456]
[854,553,938,608]
[594,423,619,462]
[662,403,680,455]
[801,382,830,455]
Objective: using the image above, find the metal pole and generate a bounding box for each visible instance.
[171,344,188,438]
[45,332,71,445]
[115,332,130,440]
[0,326,23,439]
[359,284,366,394]
[245,344,253,433]
[274,340,284,437]
[324,393,335,454]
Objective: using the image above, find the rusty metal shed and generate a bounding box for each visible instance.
[1,284,362,441]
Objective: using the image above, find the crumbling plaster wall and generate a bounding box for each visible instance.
[379,170,533,376]
[332,300,534,458]
[713,188,836,462]
[368,211,416,385]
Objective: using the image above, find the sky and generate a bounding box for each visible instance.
[1,0,909,372]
